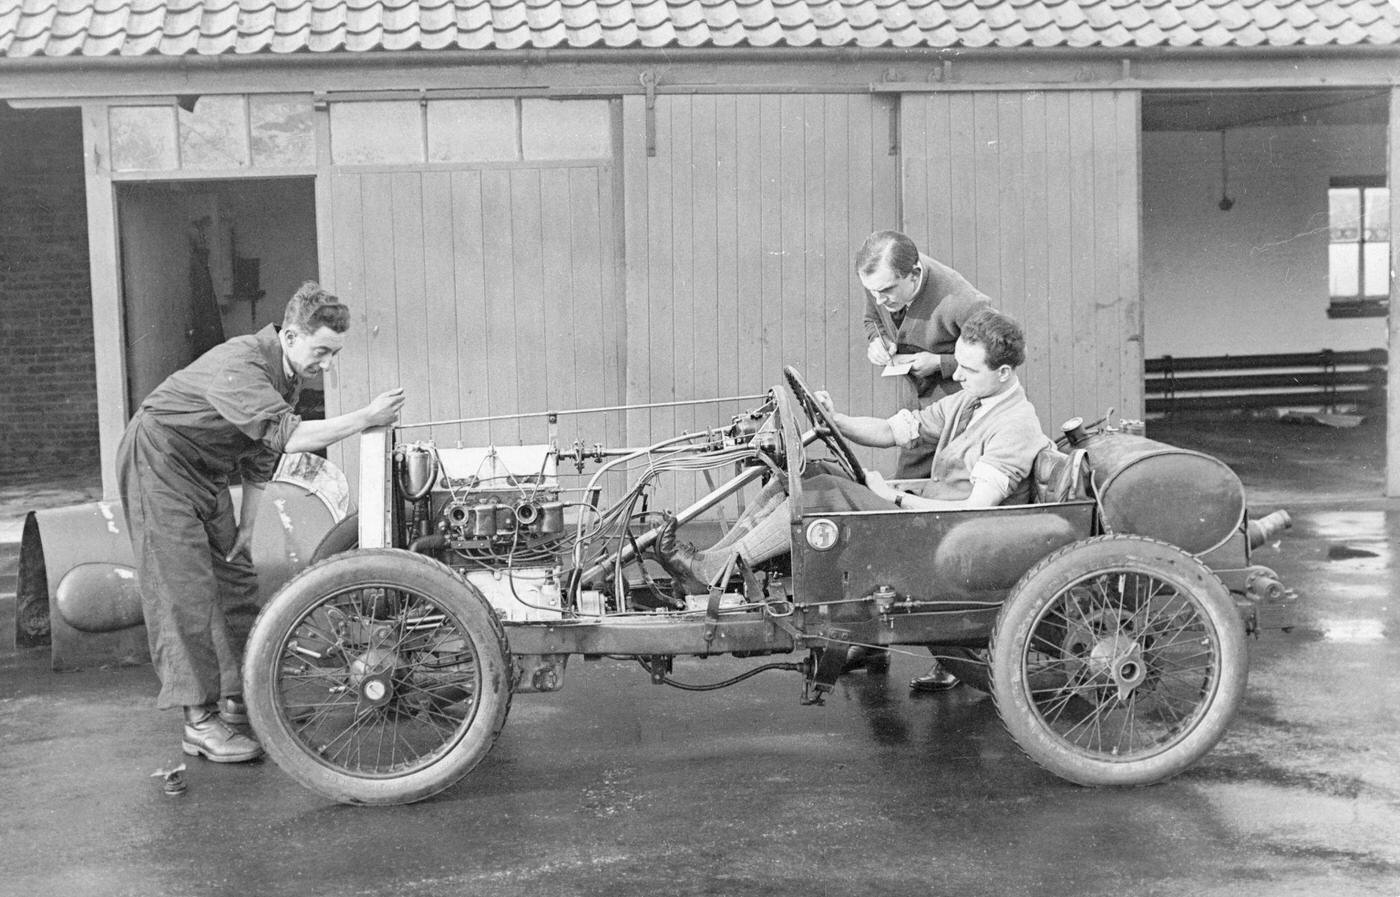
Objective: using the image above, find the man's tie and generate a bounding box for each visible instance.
[950,397,981,440]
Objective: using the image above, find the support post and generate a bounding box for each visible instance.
[1389,87,1400,497]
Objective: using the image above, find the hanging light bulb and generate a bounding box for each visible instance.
[1218,130,1235,212]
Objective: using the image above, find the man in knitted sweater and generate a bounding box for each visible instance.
[657,309,1048,688]
[858,231,993,479]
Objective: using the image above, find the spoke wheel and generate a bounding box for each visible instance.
[244,549,512,805]
[989,535,1247,787]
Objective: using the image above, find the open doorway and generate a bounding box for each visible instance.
[117,177,320,416]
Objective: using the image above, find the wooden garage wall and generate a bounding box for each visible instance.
[621,92,902,508]
[321,165,623,479]
[902,90,1143,431]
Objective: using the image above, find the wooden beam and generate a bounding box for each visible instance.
[1389,86,1400,497]
[3,51,1399,103]
[80,103,126,500]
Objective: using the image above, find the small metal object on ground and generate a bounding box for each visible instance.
[152,763,187,796]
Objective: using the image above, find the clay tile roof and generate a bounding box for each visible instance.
[0,0,1395,56]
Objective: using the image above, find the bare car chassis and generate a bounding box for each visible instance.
[243,368,1296,805]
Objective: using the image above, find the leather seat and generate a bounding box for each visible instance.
[1032,445,1088,503]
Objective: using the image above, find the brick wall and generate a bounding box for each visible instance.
[0,106,99,477]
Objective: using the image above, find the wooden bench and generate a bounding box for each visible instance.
[1144,349,1387,415]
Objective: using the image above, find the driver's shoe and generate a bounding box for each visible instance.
[182,706,263,763]
[909,663,961,693]
[653,514,712,595]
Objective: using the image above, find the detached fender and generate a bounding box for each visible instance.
[17,472,348,670]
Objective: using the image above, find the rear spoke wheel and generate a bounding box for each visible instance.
[990,536,1247,786]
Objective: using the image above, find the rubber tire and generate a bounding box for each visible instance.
[989,535,1248,787]
[244,548,512,805]
[309,513,360,563]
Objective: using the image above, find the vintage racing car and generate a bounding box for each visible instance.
[242,367,1296,805]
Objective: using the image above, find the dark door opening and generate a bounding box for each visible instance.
[116,177,320,416]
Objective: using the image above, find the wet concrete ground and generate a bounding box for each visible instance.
[2,418,1399,896]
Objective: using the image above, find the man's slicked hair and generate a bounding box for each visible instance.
[283,281,351,334]
[960,308,1026,369]
[855,230,920,278]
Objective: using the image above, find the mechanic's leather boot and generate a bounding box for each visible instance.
[218,695,249,726]
[183,705,263,763]
[909,662,961,693]
[653,514,713,595]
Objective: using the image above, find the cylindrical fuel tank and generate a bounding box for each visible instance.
[1081,432,1245,555]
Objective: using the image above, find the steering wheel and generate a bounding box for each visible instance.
[783,365,866,486]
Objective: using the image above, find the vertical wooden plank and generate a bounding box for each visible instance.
[327,173,369,482]
[691,94,720,432]
[803,94,828,387]
[81,105,125,497]
[511,168,547,442]
[996,92,1026,324]
[851,95,880,428]
[421,170,462,444]
[871,95,900,244]
[450,170,490,435]
[670,94,697,455]
[1386,87,1400,496]
[973,93,1002,298]
[1116,91,1144,421]
[567,167,608,417]
[735,95,766,398]
[646,97,676,449]
[479,168,519,444]
[390,172,431,427]
[359,174,401,406]
[779,94,807,377]
[715,94,741,402]
[1092,91,1121,418]
[330,175,371,418]
[1020,92,1053,429]
[901,94,929,253]
[1067,92,1099,419]
[824,93,853,418]
[1044,92,1076,430]
[758,94,784,386]
[947,93,979,278]
[621,94,651,453]
[540,166,577,431]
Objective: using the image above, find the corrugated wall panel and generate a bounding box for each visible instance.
[901,90,1142,432]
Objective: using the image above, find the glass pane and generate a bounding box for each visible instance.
[179,95,250,169]
[521,99,611,160]
[1329,188,1360,242]
[1363,242,1390,297]
[109,106,177,171]
[1363,186,1389,241]
[1329,243,1360,297]
[251,95,316,167]
[426,99,518,162]
[329,102,424,164]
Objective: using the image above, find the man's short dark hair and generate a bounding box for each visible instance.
[855,231,920,278]
[283,282,350,334]
[960,309,1025,369]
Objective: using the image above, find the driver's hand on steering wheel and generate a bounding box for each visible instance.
[812,390,836,415]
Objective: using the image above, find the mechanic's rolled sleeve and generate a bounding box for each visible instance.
[207,363,301,483]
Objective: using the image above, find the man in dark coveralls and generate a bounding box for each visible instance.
[856,231,993,692]
[118,282,405,763]
[859,231,993,479]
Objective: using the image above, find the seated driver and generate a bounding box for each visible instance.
[656,307,1050,593]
